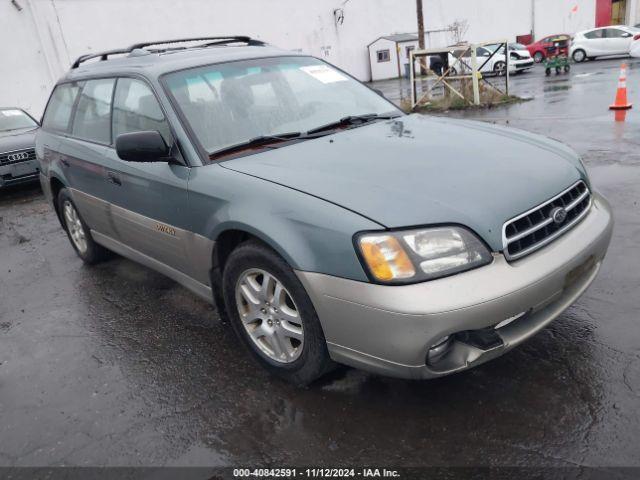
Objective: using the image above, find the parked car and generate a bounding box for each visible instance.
[37,37,613,385]
[630,37,640,57]
[502,43,535,73]
[449,44,533,76]
[0,107,40,189]
[570,25,640,62]
[526,34,571,63]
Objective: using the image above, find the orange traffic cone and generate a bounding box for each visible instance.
[610,63,632,110]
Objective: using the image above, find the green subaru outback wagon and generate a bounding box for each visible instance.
[36,37,613,385]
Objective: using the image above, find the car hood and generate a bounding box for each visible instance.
[0,128,37,153]
[221,114,587,251]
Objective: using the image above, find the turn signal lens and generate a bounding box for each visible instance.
[359,235,415,281]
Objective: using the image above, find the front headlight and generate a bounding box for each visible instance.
[356,226,492,284]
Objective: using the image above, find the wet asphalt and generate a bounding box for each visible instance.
[1,58,640,469]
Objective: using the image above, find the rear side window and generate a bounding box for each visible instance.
[112,78,171,144]
[42,83,80,133]
[584,30,604,39]
[71,79,115,144]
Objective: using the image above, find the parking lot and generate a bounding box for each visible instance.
[1,57,640,470]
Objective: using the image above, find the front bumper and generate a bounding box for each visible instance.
[0,160,39,188]
[297,192,613,379]
[513,59,534,70]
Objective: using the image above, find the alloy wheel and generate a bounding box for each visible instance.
[235,268,304,363]
[63,201,88,254]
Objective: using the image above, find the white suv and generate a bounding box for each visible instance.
[571,25,640,62]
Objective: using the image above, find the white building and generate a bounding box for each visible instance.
[368,34,419,81]
[3,0,640,117]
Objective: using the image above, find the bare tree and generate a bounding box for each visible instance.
[449,19,469,44]
[416,0,426,75]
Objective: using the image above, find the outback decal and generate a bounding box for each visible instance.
[155,223,177,237]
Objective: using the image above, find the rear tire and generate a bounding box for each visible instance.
[222,240,334,385]
[533,51,544,63]
[572,49,587,62]
[493,61,506,76]
[57,188,110,265]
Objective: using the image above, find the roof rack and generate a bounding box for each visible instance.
[71,48,131,69]
[71,36,266,69]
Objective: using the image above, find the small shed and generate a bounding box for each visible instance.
[368,33,419,81]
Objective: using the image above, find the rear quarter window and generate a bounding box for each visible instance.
[42,83,81,133]
[584,30,604,39]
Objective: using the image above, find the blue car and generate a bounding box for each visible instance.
[36,37,613,384]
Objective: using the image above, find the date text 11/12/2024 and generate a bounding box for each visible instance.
[232,468,400,478]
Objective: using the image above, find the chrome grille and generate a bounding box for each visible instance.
[503,181,591,261]
[0,148,36,166]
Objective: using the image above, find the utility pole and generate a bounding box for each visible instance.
[416,0,426,75]
[531,0,536,41]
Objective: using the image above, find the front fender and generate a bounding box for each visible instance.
[188,164,381,282]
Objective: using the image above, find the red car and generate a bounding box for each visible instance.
[527,34,571,63]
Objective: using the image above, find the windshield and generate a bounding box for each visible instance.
[509,43,527,50]
[0,109,37,132]
[164,56,400,155]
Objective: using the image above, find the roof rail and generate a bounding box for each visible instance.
[71,48,131,69]
[71,36,266,69]
[129,36,266,50]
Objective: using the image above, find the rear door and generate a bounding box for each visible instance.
[55,78,121,239]
[39,83,80,190]
[102,77,193,276]
[583,29,606,55]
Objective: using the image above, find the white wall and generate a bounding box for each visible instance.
[0,0,419,117]
[0,1,59,116]
[0,0,614,118]
[422,0,597,46]
[533,0,597,38]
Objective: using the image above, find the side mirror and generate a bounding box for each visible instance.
[115,131,171,162]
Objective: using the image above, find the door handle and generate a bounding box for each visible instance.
[106,171,122,186]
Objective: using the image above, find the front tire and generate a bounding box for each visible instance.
[572,49,587,62]
[533,51,544,63]
[57,188,110,265]
[222,240,334,385]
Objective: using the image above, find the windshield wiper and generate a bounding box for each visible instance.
[306,113,401,135]
[209,132,304,160]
